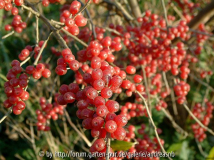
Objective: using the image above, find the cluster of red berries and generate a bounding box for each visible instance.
[5,15,27,33]
[191,102,214,142]
[200,70,213,79]
[172,0,200,15]
[120,102,146,120]
[25,63,51,80]
[36,96,65,131]
[150,73,164,95]
[51,47,62,56]
[155,100,168,111]
[134,125,163,160]
[0,0,23,11]
[19,41,47,61]
[55,48,79,75]
[173,81,190,104]
[3,60,29,115]
[60,1,88,36]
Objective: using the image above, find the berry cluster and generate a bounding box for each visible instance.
[60,1,88,36]
[191,102,214,142]
[36,95,65,131]
[120,102,146,120]
[25,63,51,80]
[19,40,47,61]
[51,47,62,56]
[155,100,168,111]
[5,15,27,33]
[172,0,200,15]
[200,70,213,79]
[55,48,79,75]
[0,0,23,12]
[173,81,190,104]
[3,60,29,115]
[135,125,163,160]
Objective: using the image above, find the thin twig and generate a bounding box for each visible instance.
[64,110,91,147]
[72,0,92,19]
[0,108,12,124]
[30,121,40,160]
[113,0,134,21]
[33,32,53,66]
[170,2,185,20]
[78,0,96,39]
[196,139,208,157]
[162,108,188,137]
[183,103,214,136]
[141,66,151,111]
[36,16,39,44]
[135,91,172,160]
[61,28,88,47]
[162,72,178,115]
[128,0,141,18]
[0,77,30,124]
[25,11,32,23]
[20,51,35,66]
[106,133,111,160]
[190,74,214,92]
[2,31,15,39]
[161,0,169,32]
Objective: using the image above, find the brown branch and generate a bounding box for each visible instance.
[183,103,214,136]
[135,91,172,160]
[33,32,53,65]
[162,108,188,137]
[2,31,15,39]
[188,0,214,30]
[141,66,151,111]
[61,28,88,47]
[172,0,214,44]
[64,110,91,147]
[78,0,96,39]
[0,108,12,124]
[128,0,141,18]
[72,0,92,19]
[36,16,39,44]
[102,0,134,23]
[190,74,214,92]
[106,132,111,160]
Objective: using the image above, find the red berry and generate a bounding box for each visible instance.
[105,100,119,113]
[14,0,23,6]
[63,92,76,103]
[126,65,136,74]
[113,127,126,140]
[42,69,51,78]
[93,138,106,151]
[96,105,108,117]
[101,87,113,99]
[114,115,128,127]
[105,120,117,133]
[92,116,104,129]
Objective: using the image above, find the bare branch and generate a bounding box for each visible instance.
[135,91,172,160]
[72,0,92,19]
[33,32,53,66]
[64,110,91,147]
[61,28,88,47]
[162,108,188,137]
[183,103,214,136]
[106,133,111,160]
[36,16,39,44]
[2,31,15,39]
[128,0,141,18]
[0,108,12,124]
